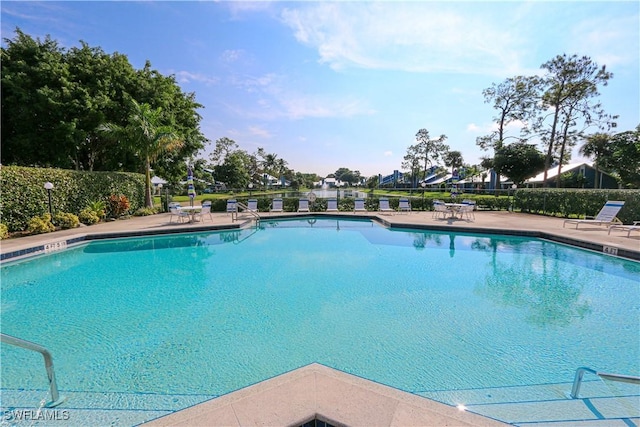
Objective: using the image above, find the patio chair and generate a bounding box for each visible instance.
[354,198,367,213]
[270,198,284,212]
[195,204,213,222]
[608,221,640,238]
[563,201,625,229]
[398,198,411,214]
[169,206,189,223]
[326,198,339,212]
[378,198,394,215]
[459,199,476,220]
[432,200,448,219]
[226,199,237,215]
[298,198,310,212]
[246,199,258,212]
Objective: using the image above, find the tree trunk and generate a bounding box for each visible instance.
[145,157,153,208]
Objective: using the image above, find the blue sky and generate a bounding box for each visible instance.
[2,1,638,177]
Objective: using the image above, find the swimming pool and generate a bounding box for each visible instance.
[1,218,639,423]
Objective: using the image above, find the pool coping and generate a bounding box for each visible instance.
[141,363,509,427]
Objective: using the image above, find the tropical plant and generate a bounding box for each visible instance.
[108,194,131,218]
[78,208,100,225]
[27,214,55,235]
[53,212,79,229]
[101,99,184,208]
[87,200,106,218]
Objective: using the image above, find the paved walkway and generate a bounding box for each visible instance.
[2,210,638,261]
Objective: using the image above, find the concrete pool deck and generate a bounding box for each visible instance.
[1,209,638,426]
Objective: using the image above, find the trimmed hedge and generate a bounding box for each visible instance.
[514,189,640,224]
[1,166,145,232]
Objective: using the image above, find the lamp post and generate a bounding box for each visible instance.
[510,184,517,212]
[157,183,164,211]
[44,182,54,217]
[421,182,426,210]
[248,182,253,197]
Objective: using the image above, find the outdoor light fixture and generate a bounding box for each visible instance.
[248,182,253,196]
[44,182,54,217]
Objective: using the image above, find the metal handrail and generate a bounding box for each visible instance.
[1,333,66,407]
[236,201,261,223]
[571,366,640,398]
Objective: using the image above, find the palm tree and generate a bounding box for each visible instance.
[579,133,611,189]
[102,100,183,207]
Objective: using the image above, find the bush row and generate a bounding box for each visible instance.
[197,195,511,213]
[514,189,640,224]
[0,166,145,232]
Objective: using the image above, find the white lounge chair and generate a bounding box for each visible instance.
[169,206,189,223]
[298,198,310,212]
[563,201,625,229]
[354,198,367,213]
[246,199,258,212]
[398,198,411,214]
[271,198,284,212]
[608,221,640,238]
[378,198,394,215]
[226,199,237,215]
[326,198,339,212]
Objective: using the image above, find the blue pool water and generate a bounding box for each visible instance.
[1,219,639,403]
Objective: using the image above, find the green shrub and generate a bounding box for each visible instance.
[133,207,159,216]
[0,166,144,232]
[0,223,8,240]
[79,208,100,225]
[87,200,106,219]
[53,212,80,229]
[27,214,55,235]
[514,189,640,224]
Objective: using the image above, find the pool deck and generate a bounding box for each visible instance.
[1,210,638,427]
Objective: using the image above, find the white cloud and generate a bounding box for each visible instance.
[568,14,639,68]
[227,72,375,120]
[280,2,530,75]
[248,126,273,139]
[221,49,244,63]
[173,70,219,86]
[384,151,393,157]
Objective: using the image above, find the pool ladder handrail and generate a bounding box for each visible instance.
[0,333,66,407]
[235,201,261,224]
[571,366,640,399]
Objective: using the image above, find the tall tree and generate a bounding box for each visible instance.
[402,145,421,187]
[534,54,613,186]
[101,100,183,207]
[1,29,75,167]
[477,75,541,188]
[1,29,206,176]
[413,128,449,180]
